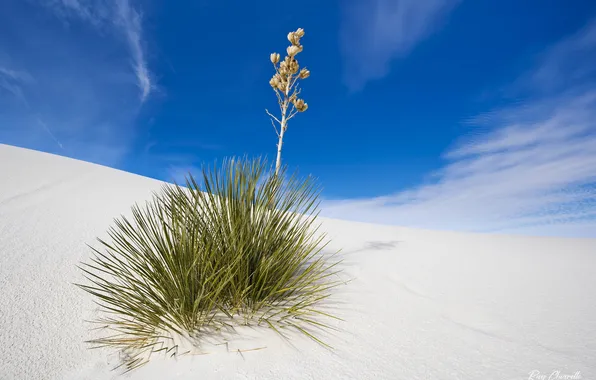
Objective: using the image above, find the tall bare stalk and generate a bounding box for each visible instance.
[266,28,310,176]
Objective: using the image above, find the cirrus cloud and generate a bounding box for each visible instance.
[324,18,596,238]
[339,0,459,91]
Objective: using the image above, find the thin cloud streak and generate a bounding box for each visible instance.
[530,19,596,94]
[0,67,33,82]
[1,68,64,151]
[0,66,32,104]
[339,0,459,91]
[115,0,151,102]
[42,0,152,102]
[37,118,64,149]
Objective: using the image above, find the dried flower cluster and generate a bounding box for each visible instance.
[266,28,310,175]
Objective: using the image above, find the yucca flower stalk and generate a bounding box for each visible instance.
[267,28,310,176]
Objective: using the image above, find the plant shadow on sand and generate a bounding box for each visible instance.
[313,239,404,344]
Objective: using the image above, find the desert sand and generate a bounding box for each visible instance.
[1,143,595,380]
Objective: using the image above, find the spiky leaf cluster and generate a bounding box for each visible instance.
[77,157,342,371]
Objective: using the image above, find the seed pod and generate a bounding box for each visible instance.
[294,98,308,112]
[269,74,282,88]
[287,32,300,45]
[299,68,310,79]
[270,53,280,64]
[287,45,301,57]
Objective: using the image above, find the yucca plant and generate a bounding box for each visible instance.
[77,157,342,371]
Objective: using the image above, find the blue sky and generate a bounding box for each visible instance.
[2,0,596,237]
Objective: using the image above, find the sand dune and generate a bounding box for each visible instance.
[1,143,595,380]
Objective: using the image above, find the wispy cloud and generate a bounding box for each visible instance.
[0,0,153,167]
[115,0,151,102]
[529,19,596,94]
[0,67,33,82]
[339,0,459,91]
[0,66,33,103]
[41,0,153,101]
[41,0,109,25]
[324,18,596,238]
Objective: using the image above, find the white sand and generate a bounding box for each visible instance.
[1,143,595,380]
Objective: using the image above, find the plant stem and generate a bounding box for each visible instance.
[275,84,291,176]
